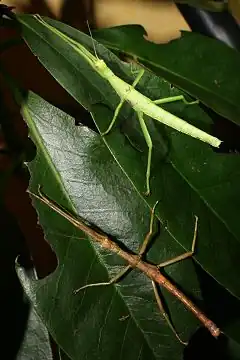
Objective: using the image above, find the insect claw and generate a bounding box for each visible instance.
[143,190,151,197]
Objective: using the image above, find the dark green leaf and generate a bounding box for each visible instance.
[17,305,53,360]
[17,268,53,360]
[21,91,196,359]
[17,89,240,359]
[59,348,72,360]
[14,15,240,359]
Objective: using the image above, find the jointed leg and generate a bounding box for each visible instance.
[152,216,198,345]
[133,201,187,341]
[131,68,145,87]
[138,201,158,256]
[102,69,145,136]
[158,216,198,269]
[140,203,189,345]
[153,95,198,106]
[137,111,152,196]
[152,281,188,345]
[74,202,158,294]
[101,98,126,135]
[74,264,132,294]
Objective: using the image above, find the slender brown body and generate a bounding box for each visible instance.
[101,236,220,338]
[29,187,221,339]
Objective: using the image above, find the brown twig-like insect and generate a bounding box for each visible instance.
[28,185,221,344]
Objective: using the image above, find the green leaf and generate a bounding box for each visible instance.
[16,274,53,360]
[92,25,240,126]
[14,15,240,358]
[17,265,71,360]
[59,348,72,360]
[21,91,195,359]
[17,89,240,359]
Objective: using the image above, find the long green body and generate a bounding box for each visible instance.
[34,15,222,148]
[99,62,221,147]
[31,16,222,194]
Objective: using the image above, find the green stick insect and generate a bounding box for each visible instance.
[32,16,222,195]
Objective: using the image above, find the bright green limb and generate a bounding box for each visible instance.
[158,215,198,268]
[153,95,199,106]
[137,111,152,196]
[101,99,125,135]
[74,264,131,294]
[130,69,145,85]
[101,69,145,136]
[152,281,188,346]
[138,201,159,256]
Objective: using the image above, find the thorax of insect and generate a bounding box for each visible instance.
[94,59,141,100]
[95,59,113,78]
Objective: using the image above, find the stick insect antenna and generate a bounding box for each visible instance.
[86,20,99,59]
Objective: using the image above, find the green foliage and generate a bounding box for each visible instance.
[93,24,240,127]
[16,296,53,360]
[5,14,240,360]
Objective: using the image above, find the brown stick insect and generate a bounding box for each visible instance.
[28,185,221,345]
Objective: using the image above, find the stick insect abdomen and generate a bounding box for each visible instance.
[135,97,222,148]
[104,68,222,148]
[126,86,222,148]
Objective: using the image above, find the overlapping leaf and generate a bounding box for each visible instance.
[20,91,203,360]
[16,279,53,360]
[14,15,240,359]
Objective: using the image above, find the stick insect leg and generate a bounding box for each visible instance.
[75,200,157,294]
[140,202,188,345]
[74,264,132,294]
[101,99,126,135]
[152,281,188,345]
[158,216,198,269]
[136,204,187,345]
[152,216,198,345]
[102,69,145,136]
[153,95,198,106]
[138,201,158,257]
[137,111,153,196]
